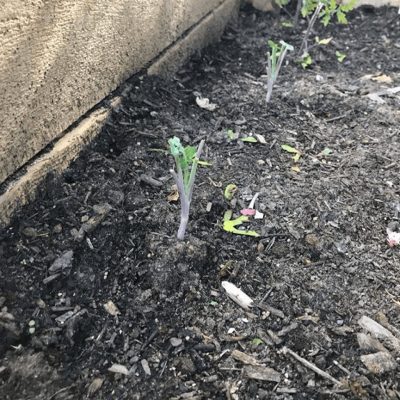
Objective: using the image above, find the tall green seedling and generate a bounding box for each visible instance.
[169,137,205,240]
[266,40,294,103]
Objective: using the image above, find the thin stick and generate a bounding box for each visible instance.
[299,2,324,56]
[282,347,342,386]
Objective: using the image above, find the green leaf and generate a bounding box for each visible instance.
[281,20,294,28]
[268,40,278,50]
[300,53,312,69]
[336,9,347,24]
[293,152,301,162]
[321,148,333,156]
[251,338,264,346]
[198,160,212,167]
[223,211,260,237]
[241,136,258,143]
[315,36,332,45]
[224,184,237,201]
[275,0,289,7]
[279,40,294,52]
[281,144,300,154]
[227,129,236,141]
[282,144,302,162]
[168,136,184,157]
[336,51,346,63]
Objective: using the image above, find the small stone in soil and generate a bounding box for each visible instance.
[141,359,151,375]
[48,250,74,274]
[170,337,183,347]
[357,332,387,353]
[360,351,397,374]
[108,364,129,375]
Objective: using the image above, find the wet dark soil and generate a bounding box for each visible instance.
[1,5,400,399]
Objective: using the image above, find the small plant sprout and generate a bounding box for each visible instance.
[169,136,205,240]
[266,40,294,103]
[336,50,346,63]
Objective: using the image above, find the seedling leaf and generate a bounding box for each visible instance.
[251,338,264,346]
[282,144,301,162]
[227,129,236,141]
[224,184,238,201]
[336,51,346,63]
[281,144,299,154]
[241,136,258,143]
[223,211,260,237]
[315,36,332,45]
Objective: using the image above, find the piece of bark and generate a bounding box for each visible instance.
[358,316,400,353]
[231,350,259,366]
[361,352,397,374]
[357,333,388,353]
[257,303,285,319]
[375,312,400,340]
[243,365,281,383]
[277,322,299,337]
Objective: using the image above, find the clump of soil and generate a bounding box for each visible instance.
[1,5,399,399]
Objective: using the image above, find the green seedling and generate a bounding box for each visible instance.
[315,36,332,45]
[266,40,294,103]
[275,0,290,6]
[251,338,264,346]
[300,53,313,69]
[169,136,205,240]
[282,20,294,28]
[281,144,301,162]
[301,0,355,25]
[223,210,260,237]
[298,0,355,58]
[241,136,258,143]
[224,184,238,201]
[336,51,346,62]
[226,129,237,141]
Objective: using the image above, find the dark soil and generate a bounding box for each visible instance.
[1,5,400,399]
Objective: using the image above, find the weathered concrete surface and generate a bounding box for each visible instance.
[0,0,228,185]
[0,0,240,227]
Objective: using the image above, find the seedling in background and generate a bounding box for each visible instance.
[298,0,355,58]
[266,40,294,103]
[169,136,205,240]
[300,53,312,69]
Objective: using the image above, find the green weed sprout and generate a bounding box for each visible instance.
[266,40,294,103]
[169,136,205,240]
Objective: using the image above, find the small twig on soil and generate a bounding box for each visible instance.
[141,328,159,350]
[282,347,342,386]
[325,110,352,123]
[259,287,274,304]
[47,385,75,400]
[332,360,351,376]
[299,3,324,57]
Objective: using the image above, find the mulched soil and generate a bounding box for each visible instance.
[1,4,400,399]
